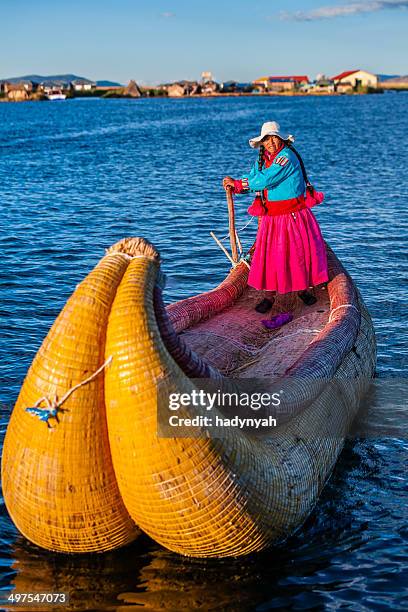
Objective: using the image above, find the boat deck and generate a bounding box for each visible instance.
[179,285,330,377]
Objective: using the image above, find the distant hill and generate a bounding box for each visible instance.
[0,73,91,84]
[0,74,122,86]
[377,74,401,82]
[96,80,122,87]
[383,75,408,83]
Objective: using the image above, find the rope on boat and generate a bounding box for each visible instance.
[183,330,262,355]
[183,327,323,357]
[271,327,322,339]
[329,304,360,323]
[105,252,154,260]
[234,255,251,269]
[218,216,255,243]
[25,356,113,428]
[235,230,243,256]
[210,232,251,269]
[211,190,256,267]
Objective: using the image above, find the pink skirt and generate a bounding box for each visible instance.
[248,209,329,294]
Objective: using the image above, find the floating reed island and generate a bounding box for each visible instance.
[1,236,376,557]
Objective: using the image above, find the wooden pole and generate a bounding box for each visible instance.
[210,232,236,266]
[226,187,239,263]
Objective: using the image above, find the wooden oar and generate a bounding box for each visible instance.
[226,186,239,263]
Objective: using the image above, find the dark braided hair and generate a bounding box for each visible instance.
[257,145,268,214]
[258,144,265,171]
[286,142,314,195]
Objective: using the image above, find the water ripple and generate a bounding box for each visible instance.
[0,95,407,610]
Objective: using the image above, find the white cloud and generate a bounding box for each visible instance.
[281,0,408,21]
[160,12,175,19]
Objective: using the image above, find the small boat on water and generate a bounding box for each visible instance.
[46,89,67,101]
[1,236,376,557]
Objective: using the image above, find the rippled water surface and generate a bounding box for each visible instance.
[0,95,407,610]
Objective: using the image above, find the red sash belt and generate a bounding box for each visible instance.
[264,194,307,216]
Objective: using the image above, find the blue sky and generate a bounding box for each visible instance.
[1,0,407,83]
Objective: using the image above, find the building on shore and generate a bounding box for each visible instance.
[70,79,96,92]
[5,85,30,101]
[201,71,213,83]
[253,75,309,92]
[164,81,201,97]
[331,70,378,92]
[1,81,36,101]
[38,80,69,95]
[201,80,220,95]
[41,79,67,88]
[306,75,335,94]
[166,83,186,97]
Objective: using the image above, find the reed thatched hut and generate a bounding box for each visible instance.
[6,83,32,101]
[201,80,219,95]
[123,80,143,97]
[166,81,201,97]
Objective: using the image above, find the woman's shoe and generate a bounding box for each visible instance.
[255,298,274,313]
[298,290,317,306]
[261,312,293,330]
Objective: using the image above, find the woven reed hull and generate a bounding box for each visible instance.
[2,237,376,557]
[1,251,140,553]
[104,238,377,558]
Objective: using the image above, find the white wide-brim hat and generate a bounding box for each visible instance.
[249,121,295,148]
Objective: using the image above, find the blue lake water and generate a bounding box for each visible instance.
[0,95,407,610]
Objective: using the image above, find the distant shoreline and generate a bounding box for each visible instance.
[1,89,398,104]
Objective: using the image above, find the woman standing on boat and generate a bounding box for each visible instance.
[223,121,328,314]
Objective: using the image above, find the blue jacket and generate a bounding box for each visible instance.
[240,145,305,201]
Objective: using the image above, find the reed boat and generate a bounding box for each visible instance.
[1,236,376,558]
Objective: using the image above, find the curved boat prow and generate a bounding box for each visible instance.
[1,245,140,552]
[104,239,271,557]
